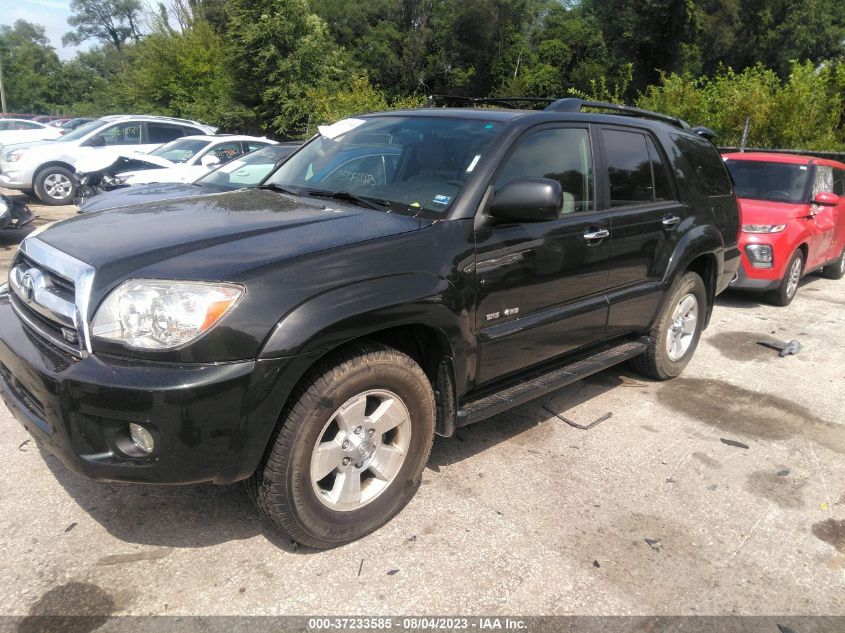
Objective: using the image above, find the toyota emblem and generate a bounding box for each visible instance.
[21,273,34,303]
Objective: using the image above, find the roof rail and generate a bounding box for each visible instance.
[544,98,689,130]
[425,95,556,110]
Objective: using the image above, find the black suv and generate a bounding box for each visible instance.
[0,99,740,548]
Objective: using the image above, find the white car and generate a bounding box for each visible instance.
[0,114,216,205]
[99,135,277,186]
[0,118,62,146]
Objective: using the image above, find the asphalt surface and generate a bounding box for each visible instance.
[0,190,843,617]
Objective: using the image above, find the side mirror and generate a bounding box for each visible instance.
[814,191,839,207]
[201,155,221,167]
[87,135,106,147]
[489,178,562,222]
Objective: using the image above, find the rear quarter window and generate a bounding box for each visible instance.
[672,134,732,196]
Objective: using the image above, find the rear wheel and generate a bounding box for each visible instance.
[821,247,845,280]
[767,250,803,306]
[34,166,76,206]
[248,342,435,549]
[631,270,706,380]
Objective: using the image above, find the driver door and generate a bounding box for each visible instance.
[474,125,613,385]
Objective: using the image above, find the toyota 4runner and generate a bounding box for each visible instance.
[0,99,740,548]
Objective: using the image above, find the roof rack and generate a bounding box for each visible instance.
[425,95,556,110]
[425,94,700,133]
[544,98,689,130]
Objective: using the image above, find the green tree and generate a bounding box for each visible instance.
[226,0,353,137]
[63,0,144,51]
[0,20,64,113]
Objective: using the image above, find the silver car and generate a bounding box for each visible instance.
[0,115,216,206]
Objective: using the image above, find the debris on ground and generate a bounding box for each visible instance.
[64,522,77,533]
[18,439,29,451]
[387,569,400,576]
[644,538,662,551]
[777,469,790,477]
[757,339,802,357]
[720,438,750,449]
[544,406,612,430]
[357,559,364,577]
[592,560,601,568]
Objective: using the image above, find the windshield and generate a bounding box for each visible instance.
[54,119,105,142]
[197,146,295,189]
[725,160,809,203]
[150,138,210,163]
[265,115,505,218]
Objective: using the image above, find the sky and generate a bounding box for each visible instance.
[0,0,83,60]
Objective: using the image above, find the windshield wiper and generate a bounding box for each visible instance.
[302,189,392,212]
[257,183,302,196]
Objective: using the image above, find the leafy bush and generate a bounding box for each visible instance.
[638,61,845,150]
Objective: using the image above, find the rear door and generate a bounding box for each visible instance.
[598,126,687,337]
[474,124,613,385]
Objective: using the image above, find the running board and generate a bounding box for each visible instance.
[456,339,648,427]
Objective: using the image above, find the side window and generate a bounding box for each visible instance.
[672,134,732,196]
[601,129,653,206]
[495,127,593,213]
[0,121,11,130]
[834,169,845,196]
[209,141,244,163]
[147,123,185,144]
[647,137,674,200]
[245,141,270,153]
[17,121,41,130]
[99,122,142,146]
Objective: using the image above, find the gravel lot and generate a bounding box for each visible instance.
[0,189,843,618]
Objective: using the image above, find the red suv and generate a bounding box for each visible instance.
[722,152,845,305]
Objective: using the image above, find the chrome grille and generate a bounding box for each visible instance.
[7,237,95,357]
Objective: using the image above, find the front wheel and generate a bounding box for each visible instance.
[821,247,845,280]
[248,342,435,549]
[767,250,803,306]
[631,271,706,380]
[34,166,76,206]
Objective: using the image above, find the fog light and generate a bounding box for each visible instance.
[129,423,154,454]
[746,244,773,268]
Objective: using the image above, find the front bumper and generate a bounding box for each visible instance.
[729,261,780,291]
[0,297,315,485]
[0,165,34,190]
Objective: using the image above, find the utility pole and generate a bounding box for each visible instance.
[0,50,7,113]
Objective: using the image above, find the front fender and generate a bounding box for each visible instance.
[258,272,473,382]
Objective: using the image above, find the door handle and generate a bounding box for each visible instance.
[583,228,610,241]
[662,215,681,228]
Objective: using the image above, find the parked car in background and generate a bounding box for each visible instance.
[0,115,216,205]
[723,152,845,305]
[78,143,301,212]
[0,118,62,146]
[0,100,739,548]
[74,134,276,195]
[58,117,96,133]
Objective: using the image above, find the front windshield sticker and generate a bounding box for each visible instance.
[433,195,451,205]
[466,154,481,172]
[317,118,367,140]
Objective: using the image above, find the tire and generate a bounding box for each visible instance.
[631,271,706,380]
[34,166,76,206]
[821,247,845,280]
[248,342,435,549]
[767,250,803,306]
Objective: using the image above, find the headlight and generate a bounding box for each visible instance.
[742,224,786,233]
[5,149,28,163]
[104,174,129,186]
[92,280,244,350]
[0,196,8,220]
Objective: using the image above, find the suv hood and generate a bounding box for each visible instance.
[36,189,426,293]
[737,197,810,222]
